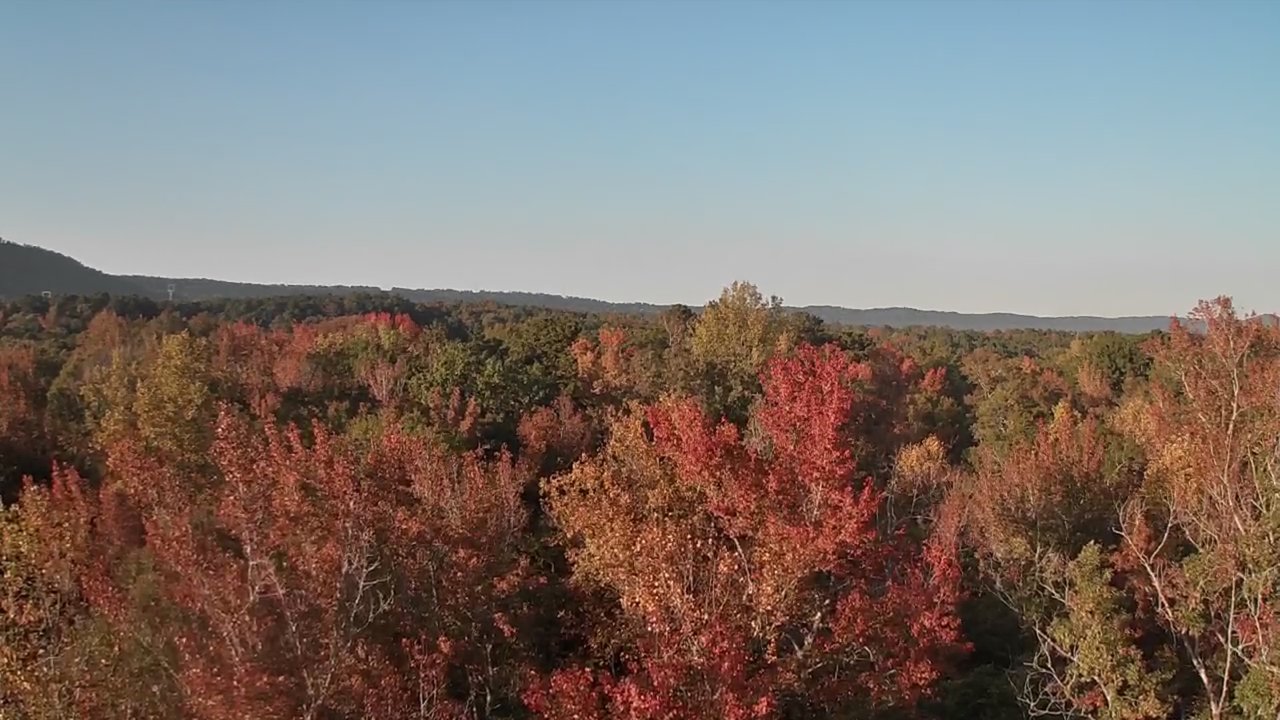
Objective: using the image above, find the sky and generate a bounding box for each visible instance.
[1,0,1277,317]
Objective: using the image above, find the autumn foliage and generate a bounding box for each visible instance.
[537,345,964,718]
[1,287,1276,719]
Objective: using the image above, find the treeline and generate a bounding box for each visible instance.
[0,242,1184,332]
[0,282,1274,719]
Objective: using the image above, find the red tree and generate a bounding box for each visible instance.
[537,344,965,718]
[101,406,534,719]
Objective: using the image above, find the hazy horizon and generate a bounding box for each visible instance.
[3,0,1277,317]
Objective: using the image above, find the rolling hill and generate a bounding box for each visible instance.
[0,240,1175,332]
[0,240,147,298]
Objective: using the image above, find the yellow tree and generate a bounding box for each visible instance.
[688,282,792,422]
[133,332,215,468]
[690,281,788,378]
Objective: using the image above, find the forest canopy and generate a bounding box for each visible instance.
[0,283,1275,720]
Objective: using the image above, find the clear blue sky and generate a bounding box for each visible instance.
[2,0,1276,316]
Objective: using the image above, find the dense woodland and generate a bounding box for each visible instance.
[0,281,1276,719]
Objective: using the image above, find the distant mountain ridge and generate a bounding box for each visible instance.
[794,305,1172,334]
[1,240,1176,332]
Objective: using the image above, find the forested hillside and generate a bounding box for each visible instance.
[0,240,146,299]
[2,280,1276,719]
[3,240,1174,331]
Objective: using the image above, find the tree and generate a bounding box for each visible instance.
[1022,543,1169,720]
[0,468,180,718]
[570,326,635,402]
[132,332,215,468]
[688,282,792,423]
[962,349,1071,459]
[539,344,965,718]
[1116,298,1280,719]
[943,402,1167,718]
[101,408,535,719]
[0,344,49,496]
